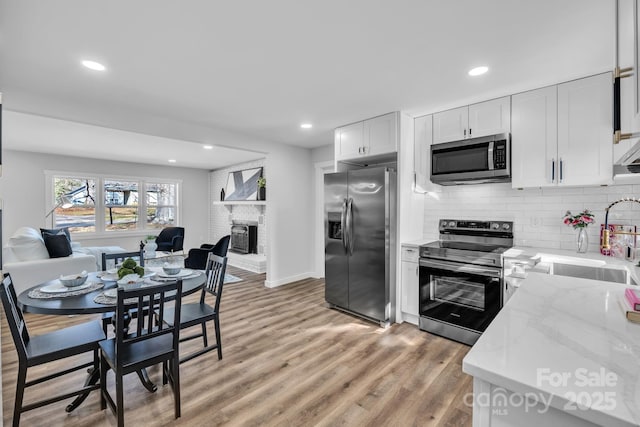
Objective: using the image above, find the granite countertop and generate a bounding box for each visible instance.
[463,272,640,427]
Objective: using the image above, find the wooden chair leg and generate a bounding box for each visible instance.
[172,357,181,419]
[13,365,27,427]
[116,374,124,427]
[100,354,107,410]
[201,322,208,347]
[214,316,222,360]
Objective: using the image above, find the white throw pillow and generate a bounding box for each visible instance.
[8,227,50,261]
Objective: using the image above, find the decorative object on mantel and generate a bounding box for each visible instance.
[257,176,266,201]
[220,187,225,201]
[224,167,263,201]
[563,209,595,253]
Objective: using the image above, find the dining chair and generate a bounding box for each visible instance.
[0,273,105,427]
[183,235,230,270]
[100,249,145,335]
[99,279,183,427]
[164,253,227,364]
[101,249,145,272]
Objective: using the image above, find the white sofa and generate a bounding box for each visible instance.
[2,227,124,295]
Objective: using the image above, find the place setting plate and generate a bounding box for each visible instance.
[40,281,94,293]
[156,268,195,279]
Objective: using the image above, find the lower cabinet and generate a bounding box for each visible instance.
[401,245,419,324]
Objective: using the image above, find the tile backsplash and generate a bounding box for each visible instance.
[422,182,640,253]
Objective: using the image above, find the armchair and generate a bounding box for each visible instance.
[155,227,185,253]
[184,235,230,270]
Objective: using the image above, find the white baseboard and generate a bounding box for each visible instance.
[264,271,313,288]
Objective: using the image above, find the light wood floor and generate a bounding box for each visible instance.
[2,267,473,426]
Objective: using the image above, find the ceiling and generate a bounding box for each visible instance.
[0,0,614,168]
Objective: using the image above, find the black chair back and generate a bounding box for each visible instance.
[0,274,30,362]
[101,249,145,271]
[115,280,182,364]
[201,254,227,311]
[155,227,185,252]
[211,235,230,257]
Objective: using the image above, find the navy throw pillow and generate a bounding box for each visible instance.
[40,227,71,241]
[43,234,73,258]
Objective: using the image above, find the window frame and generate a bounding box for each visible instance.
[45,170,182,240]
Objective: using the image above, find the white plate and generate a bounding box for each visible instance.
[101,271,155,282]
[103,288,117,298]
[157,269,194,278]
[117,276,144,285]
[40,281,94,294]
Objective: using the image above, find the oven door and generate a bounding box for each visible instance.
[419,258,502,333]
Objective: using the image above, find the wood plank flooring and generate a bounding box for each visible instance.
[1,267,473,426]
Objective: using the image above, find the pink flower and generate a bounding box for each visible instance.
[563,217,572,225]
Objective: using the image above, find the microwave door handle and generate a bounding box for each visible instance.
[487,141,494,170]
[341,198,348,253]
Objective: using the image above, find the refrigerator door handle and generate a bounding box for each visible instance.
[347,197,354,256]
[341,198,348,253]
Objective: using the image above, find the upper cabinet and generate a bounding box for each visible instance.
[615,0,640,162]
[433,96,511,144]
[413,114,433,192]
[334,112,398,162]
[512,73,613,188]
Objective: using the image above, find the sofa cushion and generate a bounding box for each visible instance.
[8,227,50,261]
[40,227,71,241]
[43,233,73,258]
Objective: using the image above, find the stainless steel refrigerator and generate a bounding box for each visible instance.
[324,166,396,326]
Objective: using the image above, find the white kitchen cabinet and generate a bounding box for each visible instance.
[557,73,613,186]
[433,97,510,144]
[335,121,364,160]
[334,112,398,162]
[511,73,612,188]
[432,106,468,143]
[511,85,558,188]
[413,114,438,192]
[614,0,640,163]
[400,245,419,322]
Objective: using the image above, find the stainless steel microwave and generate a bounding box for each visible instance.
[430,133,511,185]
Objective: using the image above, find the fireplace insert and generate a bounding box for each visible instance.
[230,221,257,254]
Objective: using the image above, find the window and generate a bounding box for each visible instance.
[104,179,138,231]
[48,172,180,235]
[52,177,96,232]
[146,182,177,229]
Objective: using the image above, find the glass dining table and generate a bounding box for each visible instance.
[16,269,205,412]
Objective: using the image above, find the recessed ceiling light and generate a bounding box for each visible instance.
[203,145,213,150]
[168,159,177,163]
[81,60,106,71]
[300,123,313,129]
[468,66,489,76]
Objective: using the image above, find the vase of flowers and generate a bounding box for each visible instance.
[563,209,595,253]
[257,176,266,201]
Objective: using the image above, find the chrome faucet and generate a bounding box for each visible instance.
[601,197,640,255]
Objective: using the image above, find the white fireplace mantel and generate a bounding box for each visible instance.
[213,200,266,213]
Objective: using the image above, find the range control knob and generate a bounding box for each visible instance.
[502,223,511,230]
[491,223,500,230]
[440,220,447,228]
[448,221,456,228]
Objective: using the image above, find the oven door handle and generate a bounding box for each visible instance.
[419,258,502,278]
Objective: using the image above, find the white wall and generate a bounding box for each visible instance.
[0,150,210,252]
[421,182,640,253]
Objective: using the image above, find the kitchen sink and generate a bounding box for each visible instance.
[550,262,630,284]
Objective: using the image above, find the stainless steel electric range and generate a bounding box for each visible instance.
[419,219,514,346]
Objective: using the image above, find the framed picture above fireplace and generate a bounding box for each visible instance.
[224,167,263,201]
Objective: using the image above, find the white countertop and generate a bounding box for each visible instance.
[463,272,640,427]
[401,239,432,248]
